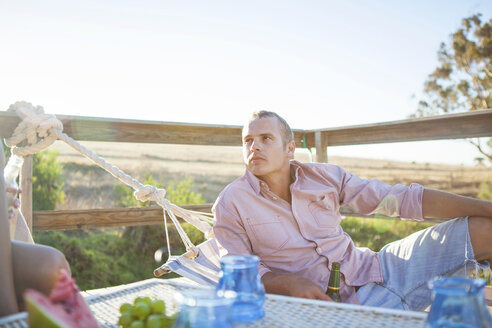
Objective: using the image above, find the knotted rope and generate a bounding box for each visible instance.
[5,101,215,263]
[5,102,61,156]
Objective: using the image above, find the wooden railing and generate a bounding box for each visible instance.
[1,109,492,231]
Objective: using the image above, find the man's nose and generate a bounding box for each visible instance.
[250,139,261,152]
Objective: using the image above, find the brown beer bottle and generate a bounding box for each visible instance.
[326,262,342,303]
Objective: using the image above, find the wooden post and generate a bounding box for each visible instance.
[20,155,33,233]
[314,131,328,163]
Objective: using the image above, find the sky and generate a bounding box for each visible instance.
[1,0,491,165]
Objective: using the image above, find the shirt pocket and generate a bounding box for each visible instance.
[245,216,289,253]
[308,194,340,229]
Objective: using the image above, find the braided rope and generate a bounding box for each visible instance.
[5,101,216,257]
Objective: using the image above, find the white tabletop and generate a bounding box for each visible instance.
[0,278,428,328]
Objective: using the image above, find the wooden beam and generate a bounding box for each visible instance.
[3,110,489,148]
[309,110,492,147]
[32,204,444,231]
[314,131,328,163]
[0,111,243,146]
[0,111,306,147]
[33,204,214,231]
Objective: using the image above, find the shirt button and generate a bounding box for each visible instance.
[272,196,278,200]
[316,247,322,253]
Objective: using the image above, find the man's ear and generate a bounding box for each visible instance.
[287,141,296,159]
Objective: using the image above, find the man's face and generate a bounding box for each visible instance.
[242,116,294,179]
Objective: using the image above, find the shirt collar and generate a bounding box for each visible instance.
[244,169,263,195]
[290,160,302,181]
[244,160,304,194]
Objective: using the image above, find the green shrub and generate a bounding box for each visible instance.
[32,150,65,210]
[1,142,65,211]
[165,178,205,206]
[114,173,161,208]
[477,181,492,201]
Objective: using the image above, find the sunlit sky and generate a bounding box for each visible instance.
[1,0,491,165]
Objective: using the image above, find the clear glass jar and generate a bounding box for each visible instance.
[426,277,492,328]
[216,255,265,324]
[173,289,235,328]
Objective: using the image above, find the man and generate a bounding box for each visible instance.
[212,110,492,311]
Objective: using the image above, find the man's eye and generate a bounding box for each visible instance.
[244,139,252,144]
[263,136,271,140]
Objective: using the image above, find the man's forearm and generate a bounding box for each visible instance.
[261,272,332,301]
[422,188,492,219]
[262,272,294,295]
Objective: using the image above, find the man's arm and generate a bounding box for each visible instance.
[422,188,492,219]
[261,272,332,301]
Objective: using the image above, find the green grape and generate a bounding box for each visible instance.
[133,297,145,305]
[120,303,133,313]
[140,296,153,308]
[132,302,151,321]
[162,313,177,328]
[118,311,133,328]
[145,314,162,328]
[129,320,145,328]
[151,300,165,314]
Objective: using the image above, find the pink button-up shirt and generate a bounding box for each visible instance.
[212,160,424,304]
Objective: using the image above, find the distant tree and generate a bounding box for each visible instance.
[414,14,492,162]
[474,157,485,166]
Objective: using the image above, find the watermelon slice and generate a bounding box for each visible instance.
[24,270,99,328]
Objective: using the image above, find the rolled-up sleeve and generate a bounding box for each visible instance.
[212,196,272,276]
[337,167,424,221]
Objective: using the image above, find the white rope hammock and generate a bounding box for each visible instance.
[4,101,217,278]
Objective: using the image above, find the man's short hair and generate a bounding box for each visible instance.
[249,110,294,145]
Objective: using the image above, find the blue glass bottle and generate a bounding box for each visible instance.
[216,255,266,324]
[426,277,492,328]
